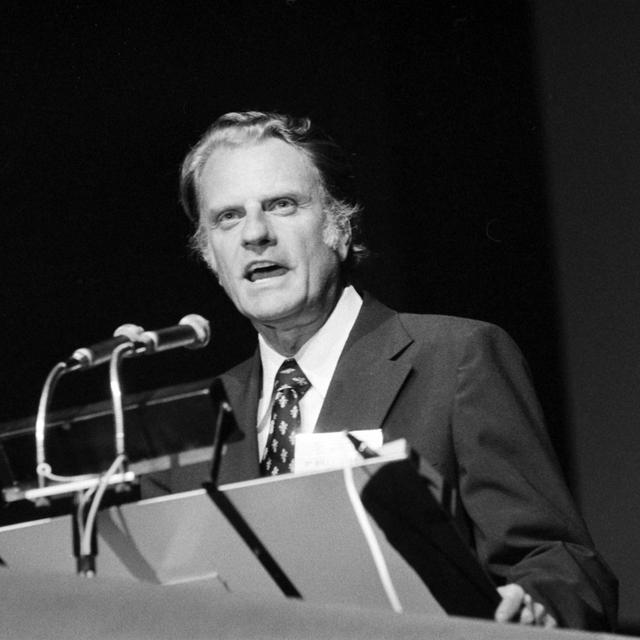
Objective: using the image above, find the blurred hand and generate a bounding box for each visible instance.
[495,584,558,627]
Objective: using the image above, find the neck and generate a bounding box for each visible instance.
[254,285,345,356]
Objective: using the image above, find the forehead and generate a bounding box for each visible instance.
[198,138,320,209]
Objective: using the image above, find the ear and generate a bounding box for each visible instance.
[336,221,352,262]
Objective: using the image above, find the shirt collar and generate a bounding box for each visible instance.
[258,285,363,399]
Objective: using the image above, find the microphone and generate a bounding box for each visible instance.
[135,314,210,354]
[67,324,145,370]
[66,315,210,370]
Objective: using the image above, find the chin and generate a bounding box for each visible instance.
[240,299,300,325]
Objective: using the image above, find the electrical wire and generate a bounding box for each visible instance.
[80,453,126,558]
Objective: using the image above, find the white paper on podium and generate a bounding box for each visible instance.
[295,429,383,472]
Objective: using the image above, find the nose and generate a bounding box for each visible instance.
[241,204,274,250]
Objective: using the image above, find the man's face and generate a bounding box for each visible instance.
[198,138,350,330]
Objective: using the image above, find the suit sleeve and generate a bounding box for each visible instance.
[451,322,618,630]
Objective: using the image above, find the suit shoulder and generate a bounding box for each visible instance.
[220,353,256,380]
[397,312,509,344]
[393,312,524,363]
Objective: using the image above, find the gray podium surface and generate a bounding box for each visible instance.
[0,569,624,640]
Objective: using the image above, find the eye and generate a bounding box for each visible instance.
[213,209,243,229]
[268,198,297,215]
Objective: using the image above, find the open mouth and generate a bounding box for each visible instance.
[245,263,288,282]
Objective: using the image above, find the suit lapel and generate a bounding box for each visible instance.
[316,295,414,433]
[217,352,262,482]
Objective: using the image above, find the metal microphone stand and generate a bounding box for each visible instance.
[30,341,137,575]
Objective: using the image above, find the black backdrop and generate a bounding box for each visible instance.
[1,2,565,464]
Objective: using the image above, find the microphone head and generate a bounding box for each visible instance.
[179,314,211,349]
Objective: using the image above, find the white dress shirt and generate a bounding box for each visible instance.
[256,285,363,458]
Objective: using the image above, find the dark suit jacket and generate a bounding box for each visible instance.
[215,294,618,630]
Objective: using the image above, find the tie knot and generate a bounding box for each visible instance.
[274,358,310,397]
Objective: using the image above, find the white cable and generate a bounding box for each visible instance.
[37,462,97,484]
[35,361,67,487]
[80,454,126,557]
[342,465,403,613]
[76,484,97,550]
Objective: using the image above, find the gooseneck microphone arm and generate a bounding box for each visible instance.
[35,323,145,491]
[33,314,211,494]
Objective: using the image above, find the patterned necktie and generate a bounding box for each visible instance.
[260,359,311,476]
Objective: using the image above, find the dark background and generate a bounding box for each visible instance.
[1,1,559,432]
[2,0,639,631]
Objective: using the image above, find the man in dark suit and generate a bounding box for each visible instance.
[180,111,617,630]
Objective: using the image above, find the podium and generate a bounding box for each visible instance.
[0,451,499,619]
[3,450,623,638]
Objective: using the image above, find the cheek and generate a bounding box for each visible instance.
[205,236,219,273]
[305,241,341,286]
